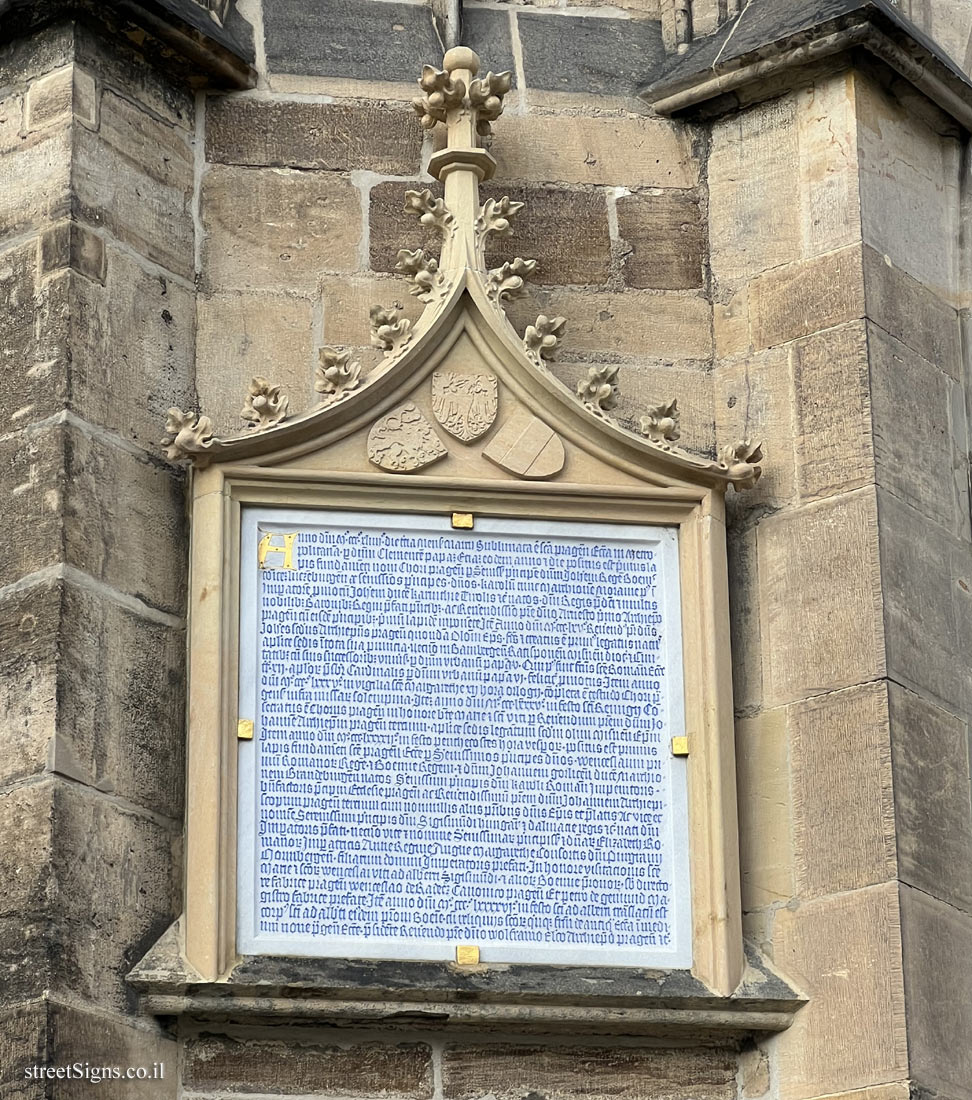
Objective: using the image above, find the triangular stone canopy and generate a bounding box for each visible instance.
[162,47,761,495]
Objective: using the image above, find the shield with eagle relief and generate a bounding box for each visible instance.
[431,370,498,442]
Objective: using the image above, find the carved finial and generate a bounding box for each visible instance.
[315,347,362,405]
[370,305,412,354]
[486,258,536,303]
[160,407,213,461]
[411,64,466,130]
[403,189,455,238]
[577,364,621,416]
[241,377,289,430]
[720,440,763,491]
[468,69,513,136]
[524,315,567,366]
[640,399,680,445]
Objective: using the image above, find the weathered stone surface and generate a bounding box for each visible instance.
[900,885,972,1099]
[505,287,712,360]
[0,126,71,239]
[793,321,873,499]
[870,323,968,536]
[863,245,962,379]
[709,95,801,284]
[264,0,512,83]
[759,490,884,706]
[47,1003,177,1099]
[491,112,698,188]
[70,244,196,451]
[735,707,794,910]
[73,89,194,280]
[0,1004,47,1100]
[441,1044,736,1099]
[50,783,179,1012]
[750,245,866,350]
[202,164,361,291]
[0,578,58,786]
[857,72,962,302]
[319,274,425,349]
[0,783,53,1003]
[369,181,613,286]
[773,884,907,1100]
[879,489,972,714]
[715,344,795,509]
[889,684,972,912]
[791,683,896,898]
[616,190,704,290]
[183,1036,433,1096]
[206,97,422,174]
[726,523,762,712]
[517,12,665,96]
[195,291,317,434]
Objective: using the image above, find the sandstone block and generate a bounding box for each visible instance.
[715,344,795,510]
[793,321,873,500]
[70,244,195,450]
[857,73,962,301]
[73,90,193,280]
[889,684,972,912]
[369,181,613,287]
[517,12,665,97]
[750,245,865,350]
[47,1003,177,1100]
[24,65,73,131]
[492,112,698,188]
[0,783,53,1003]
[42,221,106,284]
[0,92,24,152]
[0,126,71,239]
[726,523,762,712]
[773,883,907,1099]
[319,273,425,349]
[791,683,896,898]
[0,577,58,786]
[202,164,361,292]
[796,73,861,258]
[441,1044,736,1099]
[56,582,185,819]
[616,190,704,290]
[49,783,179,1012]
[879,489,972,714]
[206,96,421,175]
[709,95,802,284]
[504,287,712,361]
[0,21,74,88]
[195,291,317,435]
[738,1044,771,1099]
[870,323,968,536]
[714,287,751,358]
[735,708,793,910]
[759,490,884,706]
[863,245,962,378]
[900,885,972,1099]
[0,1005,47,1100]
[183,1036,433,1096]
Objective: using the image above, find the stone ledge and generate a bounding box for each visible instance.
[129,921,804,1036]
[641,0,972,128]
[0,0,256,88]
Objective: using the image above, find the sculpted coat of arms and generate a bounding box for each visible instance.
[431,371,498,442]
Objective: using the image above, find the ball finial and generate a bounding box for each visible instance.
[443,46,480,75]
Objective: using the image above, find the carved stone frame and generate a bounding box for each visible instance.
[183,466,740,992]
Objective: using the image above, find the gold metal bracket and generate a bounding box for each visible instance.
[451,512,474,529]
[455,944,480,965]
[238,719,254,741]
[671,735,689,757]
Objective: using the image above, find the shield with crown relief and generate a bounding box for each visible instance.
[430,370,498,442]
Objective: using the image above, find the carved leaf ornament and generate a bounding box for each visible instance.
[160,46,761,493]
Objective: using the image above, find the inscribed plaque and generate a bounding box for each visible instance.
[237,509,691,967]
